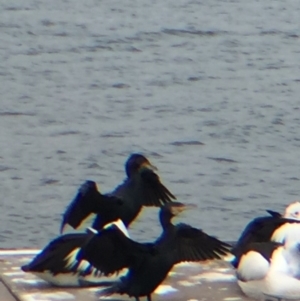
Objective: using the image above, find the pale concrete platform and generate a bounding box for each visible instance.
[0,249,252,301]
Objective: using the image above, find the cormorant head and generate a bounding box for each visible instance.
[125,153,156,178]
[159,202,196,228]
[284,201,300,220]
[161,202,197,218]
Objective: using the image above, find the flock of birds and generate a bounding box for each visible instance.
[20,153,300,301]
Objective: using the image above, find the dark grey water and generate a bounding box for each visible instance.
[1,0,300,248]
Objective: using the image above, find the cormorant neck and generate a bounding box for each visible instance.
[159,209,173,230]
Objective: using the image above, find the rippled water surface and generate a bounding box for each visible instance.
[1,0,300,248]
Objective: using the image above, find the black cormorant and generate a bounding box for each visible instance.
[60,153,176,233]
[77,202,232,301]
[21,219,129,286]
[21,154,175,287]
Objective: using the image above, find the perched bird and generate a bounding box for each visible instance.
[21,154,175,287]
[232,201,300,267]
[236,223,300,300]
[77,202,232,301]
[21,219,129,287]
[60,153,176,234]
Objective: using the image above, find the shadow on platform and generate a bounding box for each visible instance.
[0,249,251,301]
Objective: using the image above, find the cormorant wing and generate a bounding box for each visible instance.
[156,223,232,264]
[139,168,176,206]
[113,168,176,207]
[60,181,102,233]
[60,181,124,233]
[21,233,90,274]
[77,225,154,276]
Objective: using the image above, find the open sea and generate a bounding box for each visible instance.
[1,0,300,248]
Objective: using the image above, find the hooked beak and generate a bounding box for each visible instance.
[142,161,158,172]
[171,203,197,215]
[184,203,197,210]
[180,203,197,213]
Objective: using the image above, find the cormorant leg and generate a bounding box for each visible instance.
[147,294,152,301]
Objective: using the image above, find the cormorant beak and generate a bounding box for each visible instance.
[171,203,197,215]
[181,203,197,212]
[141,161,158,171]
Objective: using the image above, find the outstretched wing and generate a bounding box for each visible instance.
[113,168,176,208]
[77,226,153,276]
[139,168,176,206]
[21,233,90,275]
[158,223,232,263]
[60,181,102,233]
[60,181,124,233]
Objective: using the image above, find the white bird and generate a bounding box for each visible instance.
[236,223,300,300]
[232,201,300,267]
